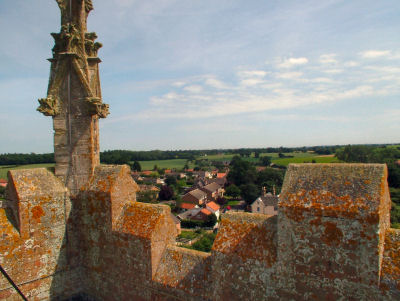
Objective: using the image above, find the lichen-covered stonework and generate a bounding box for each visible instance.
[38,0,109,197]
[2,1,399,300]
[0,164,399,300]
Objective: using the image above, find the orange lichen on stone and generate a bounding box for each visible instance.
[381,229,400,289]
[321,221,343,246]
[212,212,277,266]
[116,202,173,239]
[153,245,211,291]
[31,205,45,222]
[280,164,387,219]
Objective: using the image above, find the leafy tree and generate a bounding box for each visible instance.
[216,196,226,206]
[130,161,141,171]
[239,183,259,205]
[260,156,271,166]
[225,184,241,198]
[204,213,217,227]
[165,175,177,187]
[227,156,256,186]
[158,185,174,201]
[184,162,190,170]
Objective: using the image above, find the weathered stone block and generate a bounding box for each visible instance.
[277,163,392,299]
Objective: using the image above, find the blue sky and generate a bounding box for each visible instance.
[0,0,399,152]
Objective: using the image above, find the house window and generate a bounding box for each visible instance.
[257,207,260,212]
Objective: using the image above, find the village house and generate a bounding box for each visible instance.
[177,207,202,220]
[179,203,198,211]
[206,201,221,219]
[207,175,227,187]
[251,187,279,215]
[190,208,212,221]
[0,179,7,188]
[199,182,225,202]
[182,188,208,206]
[193,170,211,179]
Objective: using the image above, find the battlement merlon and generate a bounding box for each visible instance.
[278,163,392,293]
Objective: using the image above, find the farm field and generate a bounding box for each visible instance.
[0,163,55,179]
[138,159,193,171]
[272,155,339,166]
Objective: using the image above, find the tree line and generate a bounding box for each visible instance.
[336,145,400,188]
[0,153,54,165]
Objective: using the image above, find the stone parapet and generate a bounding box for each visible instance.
[0,168,80,300]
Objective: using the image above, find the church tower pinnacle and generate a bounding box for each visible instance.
[38,0,109,196]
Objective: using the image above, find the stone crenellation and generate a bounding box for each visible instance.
[0,1,399,300]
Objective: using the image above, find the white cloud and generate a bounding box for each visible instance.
[276,72,303,79]
[278,57,308,68]
[205,78,228,89]
[240,79,263,86]
[184,85,203,93]
[343,61,359,67]
[309,77,334,83]
[323,69,343,74]
[319,54,337,64]
[360,50,391,58]
[172,81,186,87]
[237,70,267,78]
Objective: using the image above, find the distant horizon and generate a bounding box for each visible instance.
[1,1,399,153]
[1,142,399,155]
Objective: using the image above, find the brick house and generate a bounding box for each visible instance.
[182,189,208,206]
[199,182,224,202]
[251,188,279,215]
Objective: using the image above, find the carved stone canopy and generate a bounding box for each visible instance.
[37,0,109,119]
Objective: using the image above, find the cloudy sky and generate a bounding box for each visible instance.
[0,0,399,153]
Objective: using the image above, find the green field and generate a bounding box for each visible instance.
[137,159,193,171]
[0,163,55,180]
[272,155,339,166]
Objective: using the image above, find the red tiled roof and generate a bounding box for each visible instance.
[217,173,226,178]
[164,169,172,173]
[181,203,196,210]
[207,201,220,211]
[0,179,7,184]
[200,208,212,216]
[186,169,194,172]
[141,170,152,175]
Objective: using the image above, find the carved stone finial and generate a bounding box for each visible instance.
[37,96,60,116]
[85,97,110,118]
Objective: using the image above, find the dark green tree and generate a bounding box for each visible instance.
[165,175,177,187]
[225,184,241,198]
[240,183,259,205]
[227,156,256,186]
[260,156,271,166]
[204,213,217,227]
[158,185,174,200]
[130,161,141,171]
